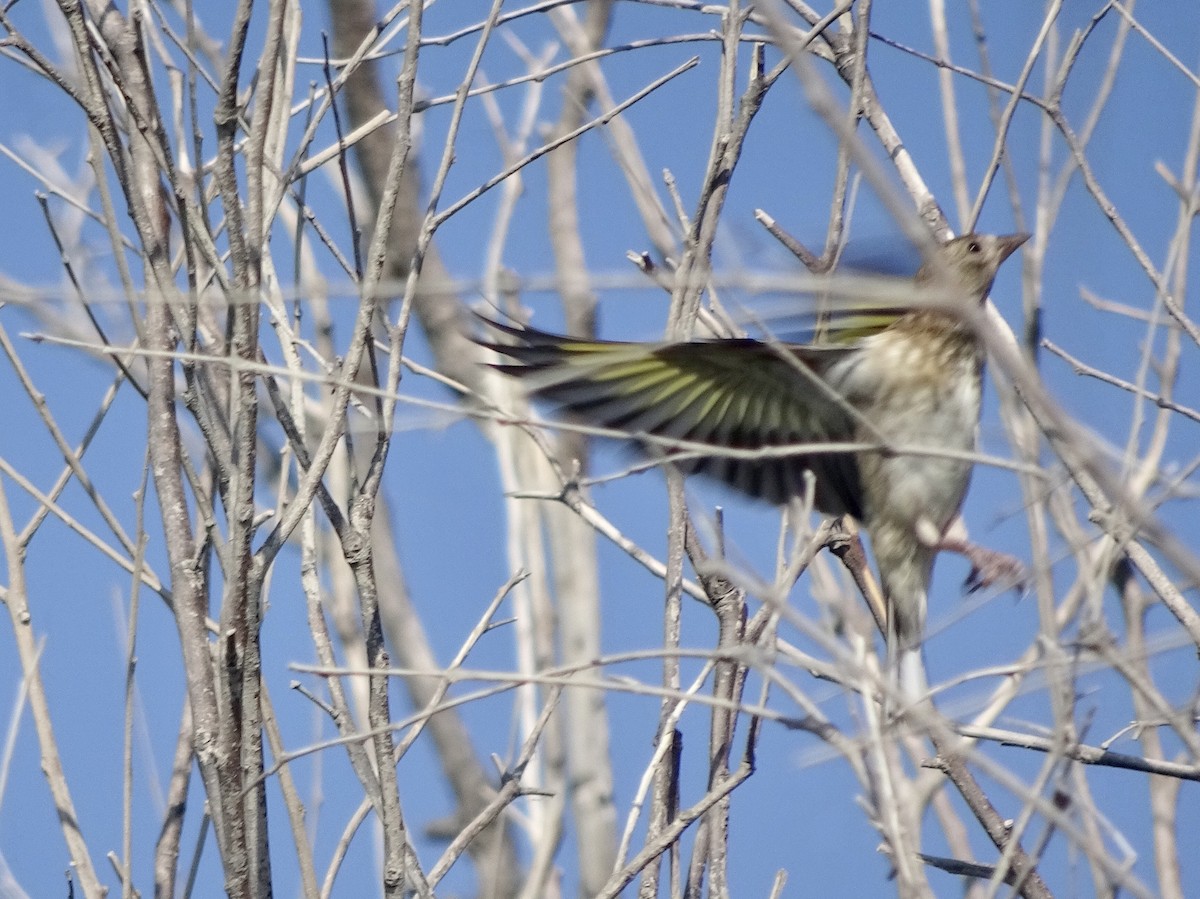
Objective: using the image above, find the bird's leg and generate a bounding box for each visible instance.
[930,518,1027,594]
[944,538,1027,593]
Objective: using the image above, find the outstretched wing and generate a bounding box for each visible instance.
[477,318,865,517]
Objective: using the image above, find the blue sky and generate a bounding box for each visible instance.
[0,2,1198,897]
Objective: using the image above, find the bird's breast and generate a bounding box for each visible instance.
[827,321,983,536]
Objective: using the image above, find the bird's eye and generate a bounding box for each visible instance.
[967,240,982,254]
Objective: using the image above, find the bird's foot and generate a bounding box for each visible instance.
[938,538,1027,594]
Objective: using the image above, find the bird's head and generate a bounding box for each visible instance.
[918,232,1030,304]
[804,232,1030,344]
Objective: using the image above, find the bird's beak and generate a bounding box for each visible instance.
[997,233,1031,262]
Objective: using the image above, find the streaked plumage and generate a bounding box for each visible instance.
[478,233,1028,698]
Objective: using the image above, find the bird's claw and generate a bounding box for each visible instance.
[935,535,1026,593]
[960,545,1027,594]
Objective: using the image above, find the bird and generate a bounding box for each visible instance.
[477,233,1029,700]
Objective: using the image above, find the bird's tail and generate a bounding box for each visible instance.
[886,598,932,713]
[895,645,930,709]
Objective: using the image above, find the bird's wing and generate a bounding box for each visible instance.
[478,319,866,516]
[809,307,914,344]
